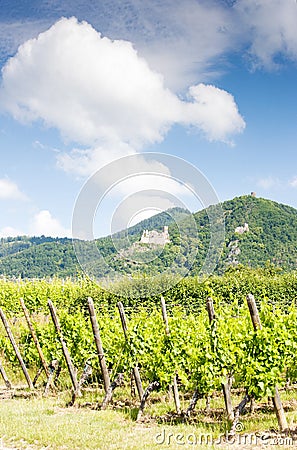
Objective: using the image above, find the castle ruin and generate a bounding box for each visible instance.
[140,226,170,245]
[235,223,249,234]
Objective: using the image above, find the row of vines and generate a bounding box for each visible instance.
[1,266,297,314]
[0,271,297,432]
[1,288,297,407]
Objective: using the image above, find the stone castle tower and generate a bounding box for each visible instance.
[140,226,170,245]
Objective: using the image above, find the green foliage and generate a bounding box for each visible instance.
[1,267,297,315]
[0,277,297,403]
[1,196,297,278]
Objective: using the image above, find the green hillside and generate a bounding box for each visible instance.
[0,195,297,278]
[219,195,297,270]
[0,236,76,277]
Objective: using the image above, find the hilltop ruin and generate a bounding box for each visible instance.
[140,226,170,245]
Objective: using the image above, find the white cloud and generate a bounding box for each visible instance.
[133,0,297,79]
[30,210,71,237]
[121,0,235,90]
[57,142,136,177]
[0,209,70,238]
[86,153,193,199]
[0,17,245,177]
[0,2,235,91]
[0,17,179,147]
[183,83,245,143]
[1,2,297,92]
[235,0,297,69]
[0,178,28,200]
[0,226,24,238]
[57,144,190,200]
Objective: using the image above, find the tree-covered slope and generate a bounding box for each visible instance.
[0,195,297,278]
[0,237,77,277]
[219,195,297,271]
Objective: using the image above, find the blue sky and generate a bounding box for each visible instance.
[0,0,297,238]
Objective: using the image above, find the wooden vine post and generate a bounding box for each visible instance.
[47,300,79,393]
[161,296,170,336]
[87,297,110,392]
[117,302,144,400]
[246,294,288,432]
[222,380,234,422]
[206,296,215,323]
[172,374,181,414]
[160,296,181,414]
[20,298,50,379]
[206,297,234,421]
[246,294,262,330]
[0,308,34,389]
[0,359,12,389]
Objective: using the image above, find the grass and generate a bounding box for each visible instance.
[0,387,297,449]
[0,395,221,450]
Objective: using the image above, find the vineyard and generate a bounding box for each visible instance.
[1,269,297,447]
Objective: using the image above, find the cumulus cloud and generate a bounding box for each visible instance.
[30,210,71,237]
[96,153,193,199]
[0,178,28,200]
[58,145,191,203]
[0,2,236,91]
[184,83,245,143]
[57,142,136,177]
[0,17,179,147]
[0,210,71,238]
[0,17,245,176]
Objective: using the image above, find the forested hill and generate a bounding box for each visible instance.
[217,195,297,270]
[0,236,75,277]
[1,195,297,278]
[0,208,187,278]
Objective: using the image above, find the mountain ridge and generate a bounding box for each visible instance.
[1,195,297,278]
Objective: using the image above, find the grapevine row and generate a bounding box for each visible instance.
[0,283,297,431]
